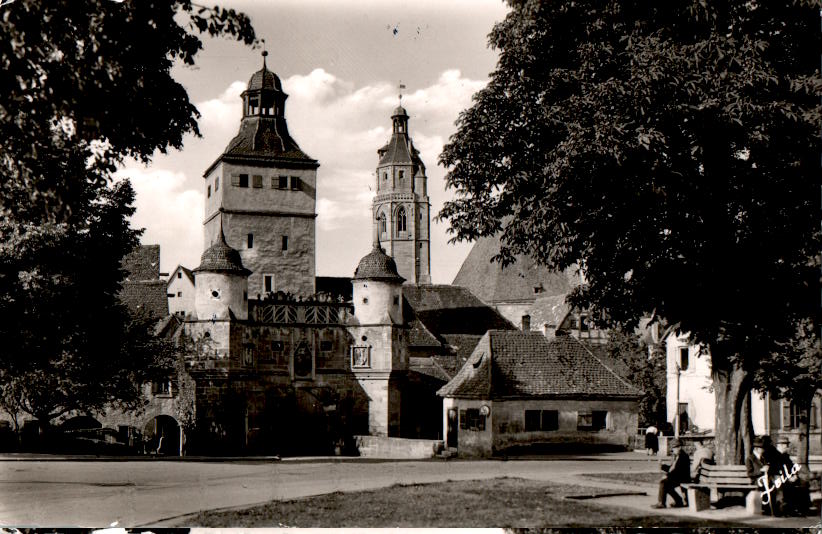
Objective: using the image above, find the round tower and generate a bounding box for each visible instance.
[193,218,252,321]
[352,243,405,325]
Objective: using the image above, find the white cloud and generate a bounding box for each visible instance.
[117,166,204,275]
[126,68,487,282]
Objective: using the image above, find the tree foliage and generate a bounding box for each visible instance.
[0,1,256,426]
[605,329,666,428]
[441,0,820,347]
[439,0,820,463]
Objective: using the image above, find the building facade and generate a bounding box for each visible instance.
[201,53,319,298]
[665,332,822,455]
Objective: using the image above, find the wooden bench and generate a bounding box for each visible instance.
[682,464,761,514]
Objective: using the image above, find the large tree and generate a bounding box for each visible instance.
[440,0,821,464]
[0,1,256,429]
[754,318,822,471]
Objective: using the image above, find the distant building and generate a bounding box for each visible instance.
[665,331,821,454]
[167,265,195,317]
[438,331,641,457]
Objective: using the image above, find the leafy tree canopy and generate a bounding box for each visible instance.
[0,0,256,425]
[440,0,821,360]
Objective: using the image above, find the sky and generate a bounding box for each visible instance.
[120,0,509,284]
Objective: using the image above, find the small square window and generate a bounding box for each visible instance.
[290,177,301,190]
[207,185,211,198]
[231,175,240,186]
[177,272,182,279]
[252,175,263,188]
[264,274,274,293]
[239,174,249,188]
[248,234,254,249]
[399,170,405,180]
[282,235,288,251]
[393,295,399,305]
[278,176,288,189]
[177,291,182,297]
[167,293,175,298]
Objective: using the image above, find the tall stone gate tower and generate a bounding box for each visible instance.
[202,52,319,298]
[373,104,431,285]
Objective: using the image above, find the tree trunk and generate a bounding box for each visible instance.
[712,360,752,465]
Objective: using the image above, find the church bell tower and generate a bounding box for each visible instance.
[372,91,431,285]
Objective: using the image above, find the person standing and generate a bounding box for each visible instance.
[645,425,659,456]
[652,438,690,508]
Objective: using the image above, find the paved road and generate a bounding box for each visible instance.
[0,453,659,527]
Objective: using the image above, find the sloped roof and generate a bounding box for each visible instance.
[119,280,168,319]
[119,245,167,319]
[408,356,452,382]
[441,334,484,367]
[529,294,571,329]
[220,117,316,165]
[194,226,251,276]
[122,245,160,281]
[169,265,195,286]
[353,245,404,282]
[438,330,641,399]
[452,235,576,304]
[402,285,515,336]
[247,64,282,91]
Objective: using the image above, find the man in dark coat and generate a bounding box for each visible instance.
[747,435,781,515]
[652,438,690,508]
[773,435,809,516]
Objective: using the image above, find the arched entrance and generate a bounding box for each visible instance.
[143,415,180,455]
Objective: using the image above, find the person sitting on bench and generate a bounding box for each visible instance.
[652,438,690,509]
[690,438,715,482]
[747,436,780,515]
[773,435,809,516]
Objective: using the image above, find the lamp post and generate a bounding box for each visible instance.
[675,362,681,438]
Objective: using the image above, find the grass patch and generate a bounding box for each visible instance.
[582,471,662,485]
[191,477,745,527]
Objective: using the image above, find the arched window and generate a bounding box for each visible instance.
[378,213,387,235]
[396,206,407,234]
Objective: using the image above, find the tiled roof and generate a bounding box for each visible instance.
[529,294,571,330]
[402,285,515,336]
[220,117,316,164]
[407,317,442,347]
[408,356,452,382]
[194,227,251,275]
[119,280,168,319]
[353,245,404,282]
[452,235,577,304]
[247,65,282,91]
[122,245,160,281]
[441,334,484,367]
[119,245,167,319]
[438,330,642,399]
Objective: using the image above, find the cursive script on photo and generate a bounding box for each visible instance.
[756,462,801,505]
[1,0,124,7]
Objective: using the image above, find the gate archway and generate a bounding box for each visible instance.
[143,415,180,455]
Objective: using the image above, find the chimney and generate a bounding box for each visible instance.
[521,314,531,332]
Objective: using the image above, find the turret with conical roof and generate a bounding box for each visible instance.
[201,52,319,298]
[194,217,251,321]
[373,90,431,285]
[352,243,404,326]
